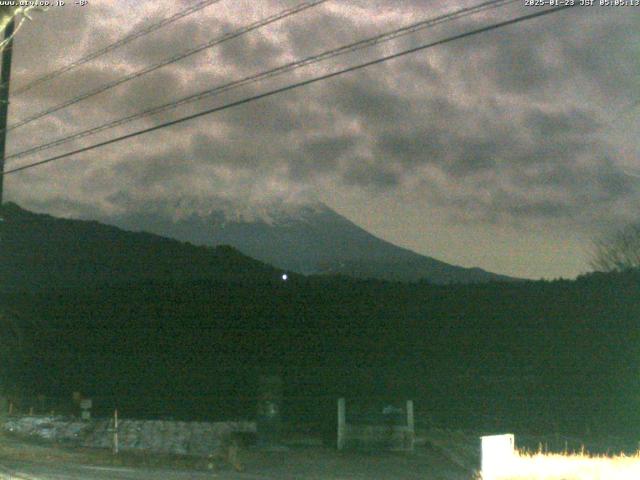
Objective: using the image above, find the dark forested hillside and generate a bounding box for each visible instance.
[0,203,282,293]
[4,270,639,436]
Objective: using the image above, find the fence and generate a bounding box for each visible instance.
[0,389,633,441]
[1,414,257,457]
[337,397,415,451]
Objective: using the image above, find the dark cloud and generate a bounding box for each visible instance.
[190,131,267,170]
[525,108,602,139]
[448,138,499,177]
[504,198,578,221]
[490,40,551,94]
[215,20,285,73]
[117,13,219,69]
[110,67,188,115]
[341,160,400,189]
[288,135,354,181]
[376,129,446,168]
[12,5,89,82]
[303,135,355,160]
[328,74,416,125]
[109,148,196,189]
[560,10,640,103]
[285,8,363,59]
[216,89,322,135]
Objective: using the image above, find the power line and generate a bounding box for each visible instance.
[6,0,516,164]
[1,5,575,177]
[5,0,329,134]
[9,0,224,96]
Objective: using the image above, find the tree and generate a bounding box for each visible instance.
[590,223,640,272]
[0,307,26,392]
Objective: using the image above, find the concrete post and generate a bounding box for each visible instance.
[406,400,415,451]
[256,374,283,448]
[337,397,346,450]
[113,409,119,455]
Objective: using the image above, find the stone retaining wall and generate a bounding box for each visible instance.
[1,416,256,456]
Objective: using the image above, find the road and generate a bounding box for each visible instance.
[0,448,471,480]
[0,461,258,480]
[0,433,473,480]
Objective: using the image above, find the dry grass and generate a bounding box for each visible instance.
[485,449,640,480]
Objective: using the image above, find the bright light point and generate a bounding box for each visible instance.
[281,274,288,281]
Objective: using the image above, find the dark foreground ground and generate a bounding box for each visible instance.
[0,434,472,480]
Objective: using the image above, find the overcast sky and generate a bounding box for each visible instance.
[3,0,640,279]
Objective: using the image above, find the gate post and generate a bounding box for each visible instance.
[256,374,283,448]
[406,400,415,451]
[337,398,346,450]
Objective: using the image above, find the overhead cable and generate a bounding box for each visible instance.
[6,0,515,163]
[1,5,575,176]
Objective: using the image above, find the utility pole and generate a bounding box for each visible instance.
[0,18,15,205]
[0,18,15,242]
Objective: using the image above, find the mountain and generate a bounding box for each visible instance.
[0,202,282,293]
[101,199,515,284]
